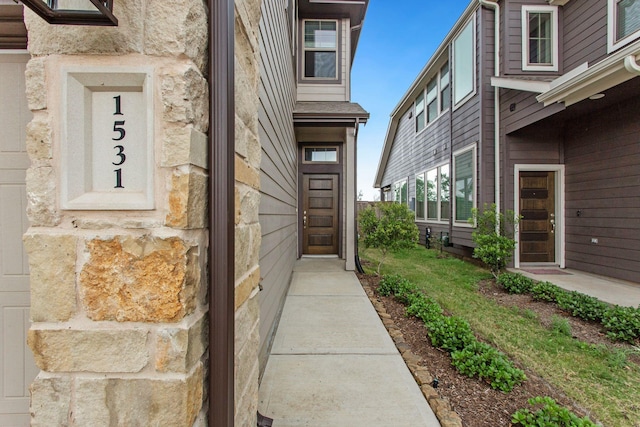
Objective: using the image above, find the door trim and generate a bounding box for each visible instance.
[514,164,565,268]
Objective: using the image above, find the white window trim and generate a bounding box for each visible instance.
[452,15,476,110]
[415,91,426,133]
[522,5,559,72]
[608,0,640,53]
[415,172,426,221]
[440,62,451,113]
[423,163,450,224]
[302,19,339,80]
[393,178,408,205]
[415,61,451,134]
[452,144,477,227]
[513,164,565,269]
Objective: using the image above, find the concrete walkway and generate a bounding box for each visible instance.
[258,258,440,427]
[510,267,640,307]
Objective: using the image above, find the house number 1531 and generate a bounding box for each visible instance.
[112,95,126,188]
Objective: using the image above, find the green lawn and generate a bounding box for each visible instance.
[360,245,640,426]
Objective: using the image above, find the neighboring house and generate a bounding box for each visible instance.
[375,0,640,283]
[0,0,368,426]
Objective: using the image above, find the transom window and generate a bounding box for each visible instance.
[453,145,476,225]
[608,0,640,52]
[414,61,450,133]
[303,146,338,163]
[522,6,558,71]
[303,20,338,79]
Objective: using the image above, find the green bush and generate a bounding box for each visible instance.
[511,396,597,426]
[531,281,564,303]
[497,273,534,294]
[556,291,608,323]
[427,315,477,352]
[405,293,443,324]
[359,203,419,275]
[451,341,527,392]
[602,305,640,343]
[470,203,520,279]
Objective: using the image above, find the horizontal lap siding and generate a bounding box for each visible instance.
[564,97,640,282]
[258,0,297,366]
[562,0,607,70]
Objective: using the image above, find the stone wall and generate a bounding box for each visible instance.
[23,1,213,425]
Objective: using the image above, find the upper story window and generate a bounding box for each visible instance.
[608,0,640,52]
[414,61,450,133]
[303,20,338,79]
[452,17,475,108]
[522,5,559,72]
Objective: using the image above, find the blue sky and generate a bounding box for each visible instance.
[352,0,471,200]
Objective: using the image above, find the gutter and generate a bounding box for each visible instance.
[478,0,500,226]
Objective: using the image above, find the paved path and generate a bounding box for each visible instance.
[258,258,440,426]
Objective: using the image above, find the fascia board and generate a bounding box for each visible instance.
[373,116,398,188]
[491,77,551,93]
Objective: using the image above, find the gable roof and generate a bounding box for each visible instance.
[373,0,478,188]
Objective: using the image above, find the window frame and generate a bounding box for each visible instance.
[452,144,477,227]
[521,5,559,72]
[452,16,476,109]
[415,173,425,220]
[415,60,450,134]
[416,163,449,223]
[301,19,340,81]
[393,178,408,206]
[440,62,451,112]
[302,145,340,164]
[415,91,426,132]
[608,0,640,52]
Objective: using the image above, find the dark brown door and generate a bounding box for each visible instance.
[519,171,556,263]
[303,174,339,255]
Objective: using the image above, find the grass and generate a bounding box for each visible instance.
[360,244,640,426]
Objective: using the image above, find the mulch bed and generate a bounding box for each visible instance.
[355,272,639,427]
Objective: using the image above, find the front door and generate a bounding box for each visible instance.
[0,52,37,426]
[519,171,556,263]
[302,174,339,255]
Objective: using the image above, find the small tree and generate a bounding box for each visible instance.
[470,203,520,279]
[359,202,419,275]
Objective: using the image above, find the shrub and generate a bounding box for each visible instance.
[405,293,443,324]
[602,305,640,343]
[470,203,520,279]
[451,341,527,392]
[556,291,608,323]
[427,315,477,353]
[359,203,419,275]
[511,396,597,426]
[531,281,564,303]
[497,273,534,294]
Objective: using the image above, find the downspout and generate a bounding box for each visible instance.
[208,0,235,425]
[478,0,500,228]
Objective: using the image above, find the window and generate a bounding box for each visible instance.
[415,92,425,132]
[303,146,338,163]
[453,146,476,224]
[426,78,438,123]
[418,165,449,222]
[394,179,408,205]
[303,20,338,79]
[453,17,475,106]
[608,0,640,52]
[415,174,425,220]
[522,6,558,71]
[440,62,450,111]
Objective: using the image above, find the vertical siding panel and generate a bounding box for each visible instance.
[258,0,298,366]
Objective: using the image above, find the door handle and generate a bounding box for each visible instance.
[550,217,556,234]
[303,215,307,229]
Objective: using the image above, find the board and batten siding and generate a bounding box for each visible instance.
[297,17,350,102]
[257,0,298,368]
[563,95,640,283]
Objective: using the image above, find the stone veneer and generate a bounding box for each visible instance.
[22,0,262,425]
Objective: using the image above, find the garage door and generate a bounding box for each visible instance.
[0,52,36,426]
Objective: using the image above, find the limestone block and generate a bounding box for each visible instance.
[235,62,259,136]
[234,224,261,280]
[162,125,208,169]
[235,266,260,310]
[236,184,260,226]
[72,364,203,426]
[24,1,144,56]
[234,297,259,426]
[26,114,52,162]
[28,328,149,373]
[235,291,259,353]
[161,65,209,132]
[25,166,60,227]
[30,375,71,427]
[235,154,260,189]
[25,57,46,111]
[23,233,77,322]
[155,313,208,373]
[144,0,208,72]
[79,236,199,322]
[165,168,208,229]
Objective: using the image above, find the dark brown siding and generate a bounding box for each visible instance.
[562,0,607,70]
[563,97,640,282]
